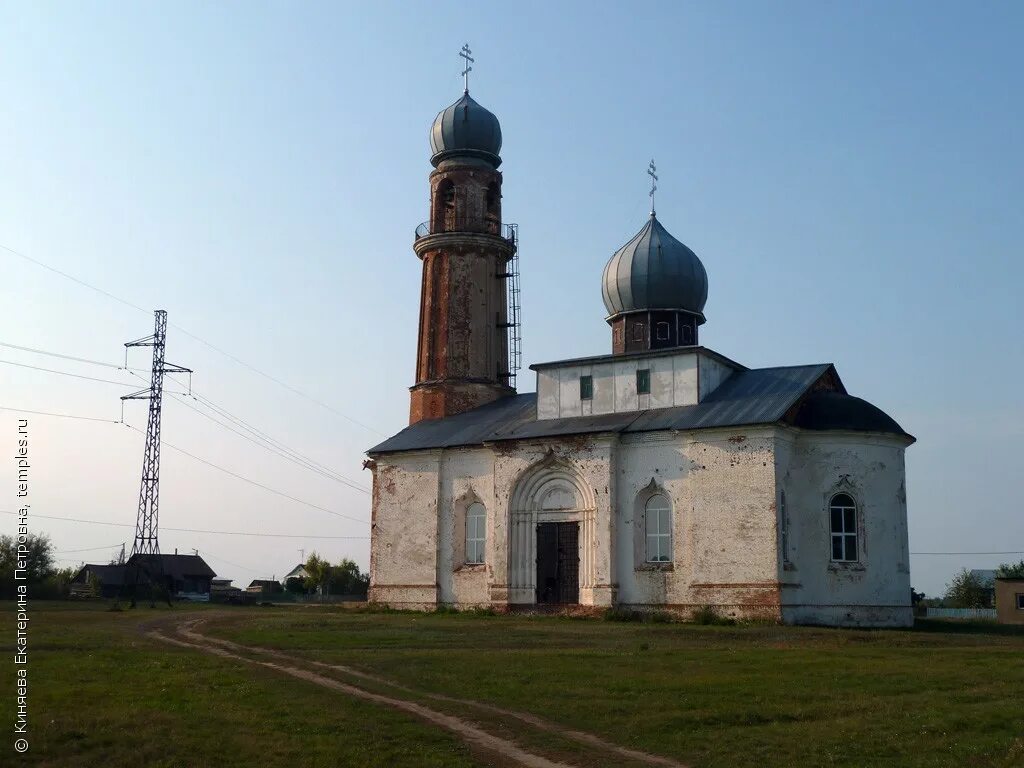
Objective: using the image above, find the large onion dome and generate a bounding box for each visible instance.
[429,91,502,168]
[601,213,708,321]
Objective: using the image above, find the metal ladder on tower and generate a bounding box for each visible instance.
[501,224,522,389]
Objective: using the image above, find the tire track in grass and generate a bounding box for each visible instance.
[151,626,573,768]
[176,618,689,768]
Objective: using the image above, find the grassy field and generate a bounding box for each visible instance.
[4,603,1024,767]
[1,602,476,768]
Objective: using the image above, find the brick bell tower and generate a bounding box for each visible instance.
[409,77,518,425]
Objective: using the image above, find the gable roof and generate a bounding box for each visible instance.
[75,563,127,586]
[284,564,309,580]
[369,363,910,455]
[128,554,217,580]
[970,569,997,587]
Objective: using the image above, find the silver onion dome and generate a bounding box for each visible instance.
[429,91,502,168]
[601,213,708,319]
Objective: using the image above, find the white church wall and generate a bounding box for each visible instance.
[779,431,913,627]
[698,354,734,399]
[368,451,442,608]
[615,427,782,618]
[437,448,494,606]
[492,438,616,607]
[535,349,740,420]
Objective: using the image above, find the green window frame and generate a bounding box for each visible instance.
[579,375,593,401]
[637,368,651,395]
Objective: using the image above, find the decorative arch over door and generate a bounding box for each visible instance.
[507,455,597,604]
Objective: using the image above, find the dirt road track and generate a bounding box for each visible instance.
[149,616,689,768]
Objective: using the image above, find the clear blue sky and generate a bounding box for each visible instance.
[1,2,1021,595]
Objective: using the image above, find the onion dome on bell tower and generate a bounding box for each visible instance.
[409,47,518,425]
[601,162,708,354]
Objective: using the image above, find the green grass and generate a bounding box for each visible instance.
[205,608,1024,768]
[0,602,475,768]
[5,603,1024,768]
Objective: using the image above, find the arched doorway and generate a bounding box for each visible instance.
[507,457,597,605]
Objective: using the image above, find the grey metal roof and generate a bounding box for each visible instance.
[601,213,708,319]
[368,364,888,455]
[429,91,502,168]
[793,391,910,437]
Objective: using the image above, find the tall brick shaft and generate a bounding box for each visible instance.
[409,90,515,424]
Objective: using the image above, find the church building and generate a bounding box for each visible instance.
[366,80,915,627]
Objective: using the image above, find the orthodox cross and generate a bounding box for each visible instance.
[460,44,474,92]
[648,159,659,215]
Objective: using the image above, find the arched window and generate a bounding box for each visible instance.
[829,493,857,562]
[485,182,500,216]
[645,494,672,562]
[435,179,456,232]
[466,502,486,564]
[656,321,670,341]
[680,324,693,345]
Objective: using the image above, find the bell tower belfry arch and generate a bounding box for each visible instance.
[410,74,518,425]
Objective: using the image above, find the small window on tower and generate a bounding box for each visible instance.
[680,324,693,345]
[637,368,651,395]
[656,322,670,341]
[580,375,593,401]
[633,323,644,342]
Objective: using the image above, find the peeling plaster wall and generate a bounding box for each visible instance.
[368,452,442,607]
[778,431,913,627]
[437,448,494,606]
[369,425,912,626]
[614,428,782,618]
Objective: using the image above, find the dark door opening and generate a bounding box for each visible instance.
[536,522,580,604]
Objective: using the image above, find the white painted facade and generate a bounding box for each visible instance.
[369,419,914,627]
[535,348,740,419]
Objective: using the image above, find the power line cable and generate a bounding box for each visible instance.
[0,359,135,388]
[0,341,147,372]
[0,509,368,539]
[166,392,370,492]
[0,406,120,423]
[1,245,385,436]
[123,423,370,521]
[0,243,148,313]
[192,390,347,478]
[55,542,124,554]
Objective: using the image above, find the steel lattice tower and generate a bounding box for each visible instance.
[122,310,191,558]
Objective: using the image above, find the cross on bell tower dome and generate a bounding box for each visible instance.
[409,52,517,424]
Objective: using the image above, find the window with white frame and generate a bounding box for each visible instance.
[466,502,486,564]
[829,493,858,562]
[1016,593,1024,610]
[645,494,672,562]
[780,490,790,563]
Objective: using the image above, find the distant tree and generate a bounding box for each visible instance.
[0,534,55,598]
[330,558,369,597]
[995,560,1024,579]
[284,576,306,594]
[911,588,926,606]
[944,568,990,608]
[303,553,332,597]
[86,570,103,598]
[31,565,79,600]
